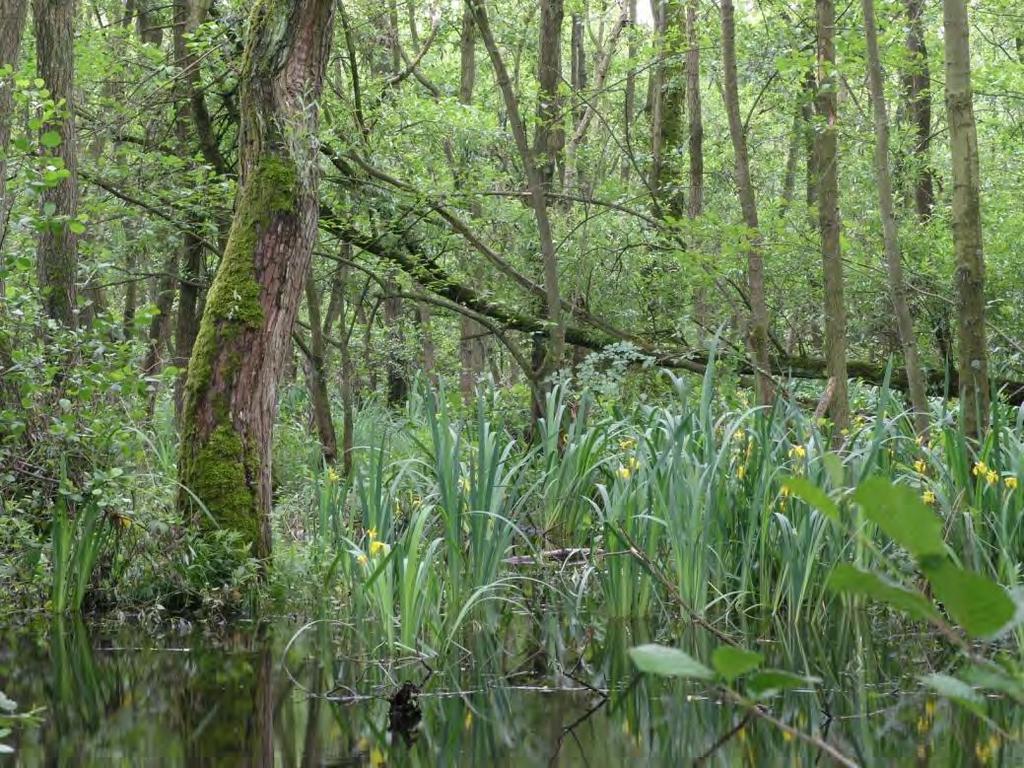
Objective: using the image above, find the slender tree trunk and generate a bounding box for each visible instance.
[470,0,565,419]
[903,0,934,220]
[943,0,989,438]
[177,0,335,560]
[304,269,338,464]
[333,255,354,478]
[0,0,28,263]
[535,0,564,190]
[781,106,801,205]
[383,274,407,406]
[650,0,685,217]
[815,0,849,434]
[863,0,930,435]
[685,0,702,218]
[33,0,78,329]
[621,0,637,182]
[143,253,177,419]
[720,0,773,404]
[456,4,487,405]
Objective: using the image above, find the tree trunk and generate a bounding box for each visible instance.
[456,3,487,405]
[470,0,565,419]
[943,0,989,438]
[332,254,354,478]
[903,0,933,220]
[862,0,930,435]
[535,0,564,190]
[304,269,337,464]
[143,253,178,419]
[0,0,28,263]
[621,0,637,182]
[33,0,79,329]
[815,0,849,434]
[649,0,685,218]
[685,0,702,218]
[177,0,335,560]
[383,273,407,406]
[720,0,773,404]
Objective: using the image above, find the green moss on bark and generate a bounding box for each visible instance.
[182,425,259,543]
[178,154,298,547]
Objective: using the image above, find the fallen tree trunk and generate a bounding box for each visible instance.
[321,211,1024,407]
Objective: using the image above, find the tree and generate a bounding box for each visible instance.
[814,0,849,434]
[943,0,989,438]
[33,0,78,329]
[0,0,28,253]
[720,0,773,404]
[903,0,933,220]
[685,0,702,218]
[177,0,335,559]
[469,0,565,419]
[862,0,929,435]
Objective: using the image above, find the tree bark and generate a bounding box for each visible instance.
[470,0,565,417]
[456,3,487,405]
[815,0,849,434]
[177,0,335,560]
[535,0,564,190]
[0,0,28,262]
[720,0,773,404]
[943,0,989,438]
[303,268,338,464]
[649,0,685,218]
[903,0,934,220]
[33,0,79,329]
[621,0,637,182]
[862,0,930,435]
[685,0,702,218]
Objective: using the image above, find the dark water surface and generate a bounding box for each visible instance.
[1,615,1020,766]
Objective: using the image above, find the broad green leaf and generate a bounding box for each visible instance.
[629,644,714,680]
[962,662,1024,703]
[782,475,838,521]
[922,558,1017,638]
[747,669,820,699]
[711,645,763,681]
[68,220,86,234]
[41,130,61,148]
[827,563,941,623]
[853,477,946,558]
[920,674,989,722]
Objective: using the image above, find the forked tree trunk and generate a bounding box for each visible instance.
[720,0,773,404]
[815,0,849,434]
[33,0,78,329]
[862,0,930,435]
[177,0,335,560]
[943,0,989,438]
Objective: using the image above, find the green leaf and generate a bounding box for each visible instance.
[961,662,1024,703]
[920,674,988,721]
[853,476,946,558]
[68,220,86,234]
[827,563,941,623]
[42,202,56,217]
[711,645,763,682]
[747,669,820,699]
[922,558,1017,638]
[629,644,714,680]
[782,475,838,521]
[41,130,61,148]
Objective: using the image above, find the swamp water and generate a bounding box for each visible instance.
[1,614,1021,766]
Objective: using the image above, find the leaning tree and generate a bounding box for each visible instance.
[177,0,335,560]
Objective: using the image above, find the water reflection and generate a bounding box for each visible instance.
[0,615,1020,766]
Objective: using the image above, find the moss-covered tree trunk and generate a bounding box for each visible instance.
[33,0,78,329]
[177,0,334,560]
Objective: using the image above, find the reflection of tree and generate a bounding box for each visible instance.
[180,631,274,766]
